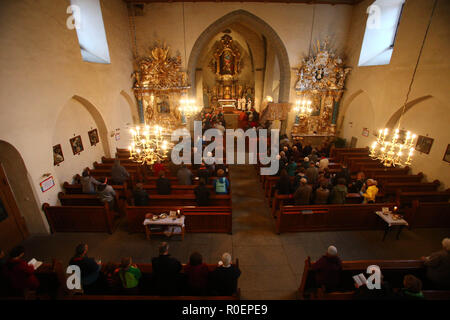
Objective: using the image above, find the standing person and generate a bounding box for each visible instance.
[421,238,450,289]
[349,172,366,193]
[312,246,342,292]
[305,162,319,187]
[275,169,292,195]
[177,165,193,185]
[361,179,378,204]
[293,178,312,205]
[69,244,101,293]
[111,158,130,185]
[184,252,209,296]
[97,177,116,210]
[301,157,310,170]
[81,169,101,194]
[117,257,141,295]
[3,246,40,295]
[292,146,302,162]
[293,167,308,191]
[152,160,166,177]
[156,170,171,195]
[132,183,149,206]
[214,169,230,195]
[278,151,288,175]
[318,156,329,170]
[194,178,210,206]
[334,164,350,186]
[303,143,312,158]
[210,253,241,296]
[286,157,297,177]
[315,181,330,204]
[330,178,348,204]
[151,242,182,295]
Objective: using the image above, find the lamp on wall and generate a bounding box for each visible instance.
[369,0,437,168]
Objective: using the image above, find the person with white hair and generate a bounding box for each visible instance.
[293,178,312,205]
[302,157,310,170]
[421,238,450,289]
[209,253,241,296]
[311,245,342,292]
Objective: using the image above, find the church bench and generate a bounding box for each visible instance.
[350,160,386,173]
[125,205,232,233]
[88,167,140,184]
[363,166,410,178]
[396,189,450,208]
[404,201,450,229]
[382,181,440,195]
[276,203,393,233]
[374,173,423,185]
[57,192,121,208]
[62,182,127,199]
[101,156,136,164]
[330,147,369,159]
[338,152,370,164]
[298,257,450,300]
[347,157,380,169]
[93,161,142,171]
[145,194,231,207]
[129,184,214,197]
[42,203,118,234]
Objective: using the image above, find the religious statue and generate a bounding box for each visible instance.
[212,35,241,77]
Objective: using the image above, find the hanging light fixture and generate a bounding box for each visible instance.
[128,125,172,165]
[369,0,437,168]
[179,98,201,117]
[294,98,313,118]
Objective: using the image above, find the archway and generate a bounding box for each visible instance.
[336,89,364,133]
[385,95,433,128]
[120,90,139,125]
[187,10,291,104]
[0,140,48,238]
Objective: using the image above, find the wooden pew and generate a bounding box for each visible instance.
[42,203,118,234]
[101,156,135,164]
[131,184,214,196]
[298,257,450,300]
[396,189,450,208]
[146,194,231,207]
[57,192,121,207]
[363,166,409,178]
[93,161,141,171]
[374,173,423,186]
[404,201,450,229]
[125,205,232,233]
[63,182,127,199]
[330,147,369,160]
[382,181,440,195]
[276,203,393,233]
[89,168,139,185]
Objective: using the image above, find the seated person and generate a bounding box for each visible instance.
[156,170,171,195]
[197,162,210,184]
[152,160,165,177]
[102,262,121,294]
[293,178,312,205]
[177,165,193,185]
[330,178,348,204]
[293,167,307,191]
[184,252,209,296]
[312,246,342,292]
[397,275,424,300]
[3,246,39,295]
[194,179,210,206]
[305,162,319,187]
[151,242,182,295]
[96,177,116,210]
[353,271,394,300]
[209,253,241,296]
[132,183,149,206]
[81,169,101,194]
[117,257,141,295]
[69,243,101,293]
[349,171,366,193]
[276,169,292,195]
[314,181,330,204]
[421,238,450,289]
[361,179,378,204]
[111,158,130,185]
[214,169,230,195]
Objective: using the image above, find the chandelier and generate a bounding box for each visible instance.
[370,128,416,167]
[178,98,201,117]
[293,98,313,118]
[128,125,172,165]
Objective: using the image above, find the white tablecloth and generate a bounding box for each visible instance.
[375,211,408,227]
[143,215,185,227]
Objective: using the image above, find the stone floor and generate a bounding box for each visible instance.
[21,164,450,300]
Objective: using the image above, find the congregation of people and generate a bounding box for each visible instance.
[0,242,241,297]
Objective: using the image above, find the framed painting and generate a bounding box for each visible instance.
[415,135,434,154]
[70,135,84,155]
[362,128,369,137]
[443,144,450,163]
[88,129,99,146]
[53,144,64,166]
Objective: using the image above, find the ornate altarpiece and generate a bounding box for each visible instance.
[292,41,351,138]
[132,43,189,130]
[204,35,254,111]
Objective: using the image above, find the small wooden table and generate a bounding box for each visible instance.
[375,211,408,241]
[143,215,185,240]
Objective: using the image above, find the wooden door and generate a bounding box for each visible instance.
[0,163,29,251]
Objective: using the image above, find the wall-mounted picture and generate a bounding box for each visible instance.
[443,144,450,163]
[53,144,64,165]
[88,129,99,146]
[70,135,84,155]
[415,135,434,154]
[362,128,369,137]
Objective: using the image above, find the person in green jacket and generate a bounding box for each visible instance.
[398,275,425,300]
[286,157,297,177]
[117,257,142,295]
[330,178,348,204]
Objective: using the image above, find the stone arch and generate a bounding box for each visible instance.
[0,140,48,235]
[385,95,433,128]
[337,89,364,132]
[187,9,291,103]
[70,95,111,157]
[120,90,139,124]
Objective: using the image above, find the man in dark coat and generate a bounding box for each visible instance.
[151,242,182,295]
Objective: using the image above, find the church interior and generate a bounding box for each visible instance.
[0,0,449,302]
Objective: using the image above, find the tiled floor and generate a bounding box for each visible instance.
[21,165,450,300]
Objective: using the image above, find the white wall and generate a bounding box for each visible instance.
[0,0,135,234]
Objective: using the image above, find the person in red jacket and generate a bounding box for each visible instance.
[184,252,209,296]
[3,246,39,294]
[312,245,342,292]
